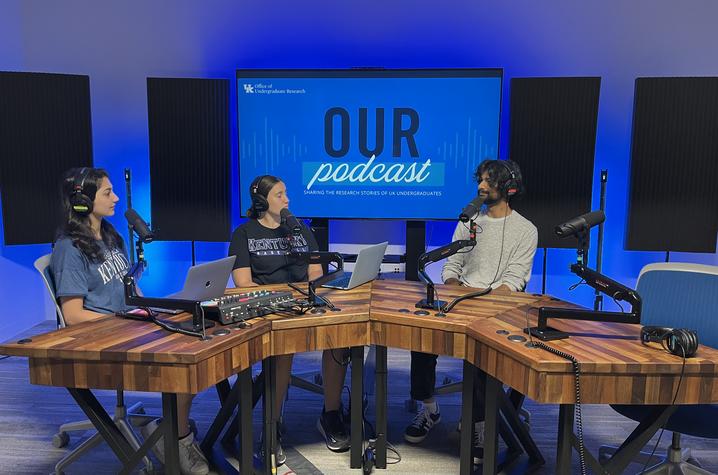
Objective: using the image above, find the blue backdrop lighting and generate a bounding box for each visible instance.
[1,0,716,335]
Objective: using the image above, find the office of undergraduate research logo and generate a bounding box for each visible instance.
[241,82,306,95]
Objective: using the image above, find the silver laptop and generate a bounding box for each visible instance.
[322,242,388,290]
[165,256,235,301]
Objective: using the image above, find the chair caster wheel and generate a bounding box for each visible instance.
[52,431,70,448]
[404,399,418,413]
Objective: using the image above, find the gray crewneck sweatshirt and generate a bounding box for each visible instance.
[441,209,538,291]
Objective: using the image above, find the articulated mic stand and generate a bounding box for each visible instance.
[415,220,477,311]
[525,230,642,341]
[290,251,344,307]
[122,239,214,340]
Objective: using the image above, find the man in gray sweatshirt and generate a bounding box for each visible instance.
[404,159,538,463]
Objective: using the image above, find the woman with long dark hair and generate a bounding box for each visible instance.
[50,167,209,475]
[229,175,352,465]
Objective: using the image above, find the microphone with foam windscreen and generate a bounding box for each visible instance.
[459,193,487,222]
[280,208,302,236]
[124,208,155,243]
[554,210,605,238]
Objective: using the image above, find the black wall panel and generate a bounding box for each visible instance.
[626,77,718,252]
[508,77,601,249]
[147,78,230,242]
[0,71,93,245]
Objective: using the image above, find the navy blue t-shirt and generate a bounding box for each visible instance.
[50,237,131,314]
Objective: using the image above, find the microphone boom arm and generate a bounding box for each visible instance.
[525,262,642,341]
[415,220,477,310]
[123,262,213,339]
[290,251,344,306]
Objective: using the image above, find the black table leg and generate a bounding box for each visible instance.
[350,346,364,468]
[556,404,574,475]
[67,388,135,465]
[262,357,276,475]
[238,367,254,475]
[216,378,232,402]
[482,372,501,475]
[375,345,387,469]
[602,404,675,474]
[459,361,476,475]
[222,371,265,446]
[498,389,545,465]
[162,393,180,475]
[202,379,242,453]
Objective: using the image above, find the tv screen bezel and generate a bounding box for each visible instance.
[235,68,504,221]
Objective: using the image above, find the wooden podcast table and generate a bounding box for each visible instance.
[3,280,718,475]
[370,280,718,474]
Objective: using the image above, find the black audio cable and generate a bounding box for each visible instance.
[288,282,337,309]
[120,306,206,339]
[531,340,588,475]
[524,305,594,475]
[442,206,506,314]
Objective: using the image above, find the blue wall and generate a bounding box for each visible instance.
[1,0,717,336]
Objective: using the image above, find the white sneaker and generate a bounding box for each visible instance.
[178,432,210,475]
[141,418,209,475]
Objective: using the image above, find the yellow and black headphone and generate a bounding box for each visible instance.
[69,167,94,216]
[250,175,270,214]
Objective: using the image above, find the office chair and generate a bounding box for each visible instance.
[599,262,718,474]
[34,254,156,474]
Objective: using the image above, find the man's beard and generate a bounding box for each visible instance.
[483,193,501,206]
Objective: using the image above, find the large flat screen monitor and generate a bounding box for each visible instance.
[236,69,502,220]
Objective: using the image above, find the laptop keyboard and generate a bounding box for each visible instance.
[326,274,352,288]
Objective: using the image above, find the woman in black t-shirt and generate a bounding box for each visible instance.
[229,175,352,461]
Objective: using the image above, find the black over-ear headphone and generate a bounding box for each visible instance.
[70,167,94,216]
[495,160,520,199]
[641,326,699,358]
[250,175,270,214]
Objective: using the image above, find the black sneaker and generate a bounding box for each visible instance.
[404,405,441,444]
[473,421,484,465]
[317,409,350,452]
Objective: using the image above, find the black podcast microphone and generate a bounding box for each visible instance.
[459,193,487,222]
[554,210,605,238]
[280,208,302,236]
[124,208,155,243]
